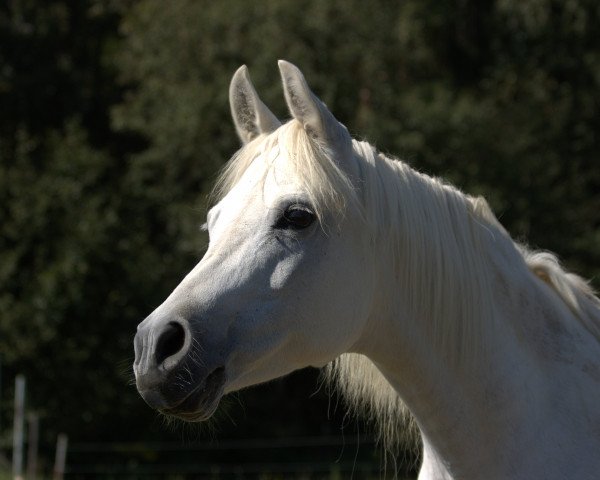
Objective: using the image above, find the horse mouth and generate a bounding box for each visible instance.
[160,367,226,422]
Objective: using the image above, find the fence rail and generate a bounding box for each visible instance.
[0,366,417,479]
[68,434,378,452]
[60,435,402,479]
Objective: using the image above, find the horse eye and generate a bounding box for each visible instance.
[279,205,316,229]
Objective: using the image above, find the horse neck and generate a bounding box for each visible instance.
[355,156,600,478]
[357,154,513,365]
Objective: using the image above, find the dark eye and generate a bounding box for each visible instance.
[277,205,316,229]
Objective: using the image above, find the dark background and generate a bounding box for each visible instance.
[1,0,598,477]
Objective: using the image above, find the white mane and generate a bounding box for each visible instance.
[213,119,600,452]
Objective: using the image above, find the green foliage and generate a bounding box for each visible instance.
[0,0,208,444]
[113,0,600,278]
[0,0,598,474]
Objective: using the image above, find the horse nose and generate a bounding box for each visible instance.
[133,319,190,407]
[154,322,187,368]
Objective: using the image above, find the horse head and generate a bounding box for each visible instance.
[133,61,374,421]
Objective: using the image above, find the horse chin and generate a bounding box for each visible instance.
[160,366,226,422]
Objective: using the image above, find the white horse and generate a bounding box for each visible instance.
[134,61,600,479]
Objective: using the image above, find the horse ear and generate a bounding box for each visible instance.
[229,65,281,144]
[278,60,351,150]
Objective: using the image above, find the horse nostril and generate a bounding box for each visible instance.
[155,322,186,367]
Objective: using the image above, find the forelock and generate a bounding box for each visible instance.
[212,120,363,229]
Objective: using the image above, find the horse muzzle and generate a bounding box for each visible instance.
[133,317,226,421]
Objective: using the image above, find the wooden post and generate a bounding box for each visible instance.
[12,375,26,480]
[0,356,3,437]
[52,434,68,480]
[26,413,39,480]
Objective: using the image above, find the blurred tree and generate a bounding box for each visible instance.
[0,0,166,444]
[114,0,599,278]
